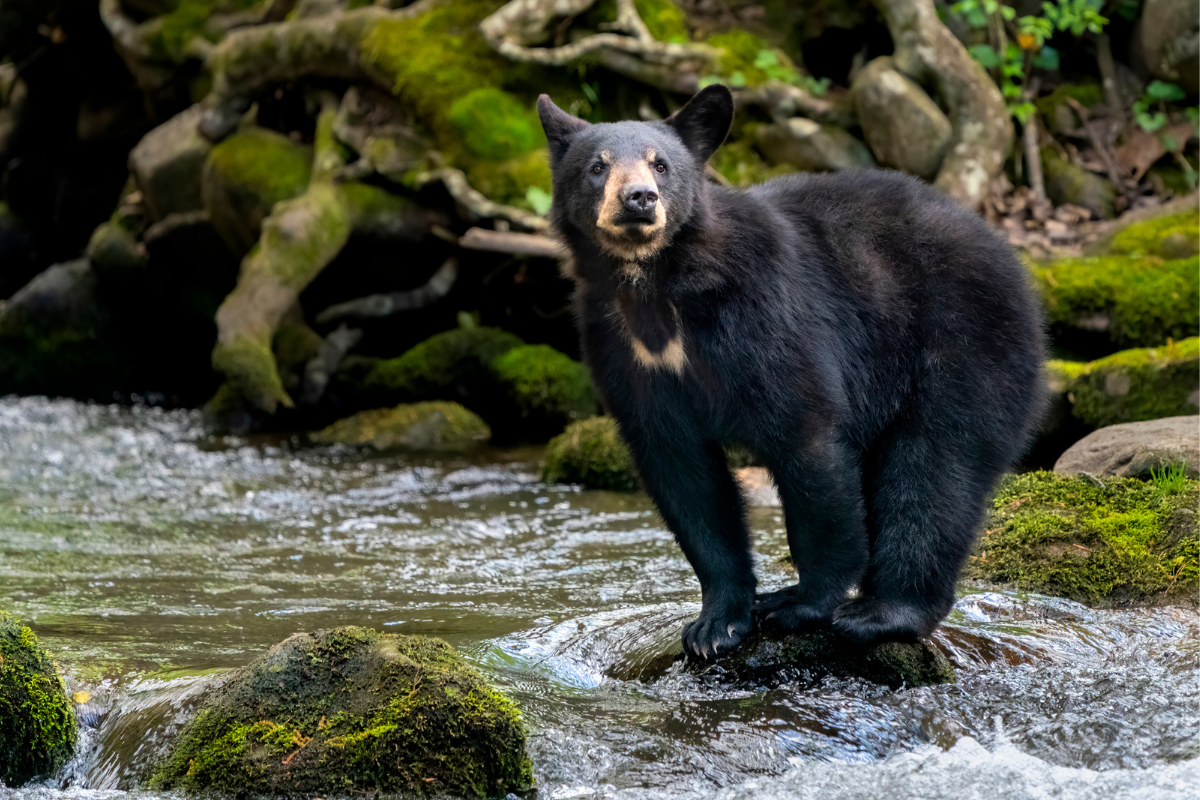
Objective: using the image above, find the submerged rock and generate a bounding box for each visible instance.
[1055,416,1200,479]
[967,471,1199,606]
[0,611,77,787]
[1047,337,1199,429]
[312,401,490,451]
[151,627,533,797]
[852,56,952,179]
[543,416,640,491]
[680,630,955,690]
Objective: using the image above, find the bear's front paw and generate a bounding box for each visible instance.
[832,597,927,645]
[753,584,835,632]
[682,603,752,660]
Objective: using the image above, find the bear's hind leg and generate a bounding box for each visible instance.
[832,420,1001,644]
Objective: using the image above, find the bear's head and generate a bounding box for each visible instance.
[537,85,732,268]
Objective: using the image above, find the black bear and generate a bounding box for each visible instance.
[537,85,1046,659]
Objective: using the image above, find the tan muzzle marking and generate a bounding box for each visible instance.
[596,154,667,261]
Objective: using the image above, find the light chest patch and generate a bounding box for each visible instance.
[613,290,686,375]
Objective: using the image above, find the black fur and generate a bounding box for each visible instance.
[538,87,1047,659]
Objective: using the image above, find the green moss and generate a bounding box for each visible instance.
[0,612,77,787]
[543,416,640,491]
[151,628,533,797]
[212,338,292,412]
[1054,337,1200,428]
[311,402,491,451]
[86,221,148,275]
[449,88,545,161]
[710,138,796,186]
[1041,147,1118,219]
[1107,211,1200,261]
[703,30,810,89]
[1034,83,1103,134]
[968,471,1199,605]
[147,0,263,63]
[1030,254,1199,349]
[490,344,597,439]
[634,0,689,42]
[273,316,324,370]
[205,128,313,217]
[467,149,553,209]
[365,327,524,401]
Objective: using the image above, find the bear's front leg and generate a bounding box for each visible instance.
[616,410,756,660]
[756,431,869,632]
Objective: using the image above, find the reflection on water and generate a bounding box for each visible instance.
[0,396,1196,799]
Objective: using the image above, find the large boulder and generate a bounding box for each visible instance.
[0,612,76,787]
[128,105,212,222]
[1041,147,1118,219]
[311,402,491,452]
[201,127,313,256]
[852,57,952,179]
[756,117,875,173]
[967,471,1198,606]
[1140,0,1200,95]
[150,628,533,797]
[1048,338,1200,429]
[1055,416,1199,479]
[489,344,596,441]
[543,416,640,491]
[1030,254,1198,351]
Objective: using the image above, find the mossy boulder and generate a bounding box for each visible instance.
[675,630,955,690]
[1030,254,1199,351]
[1041,147,1117,219]
[1034,83,1102,135]
[1105,211,1200,261]
[968,471,1198,606]
[1048,338,1200,429]
[543,417,640,491]
[365,328,592,441]
[312,402,491,452]
[490,344,597,440]
[0,612,77,787]
[150,627,533,797]
[201,127,314,256]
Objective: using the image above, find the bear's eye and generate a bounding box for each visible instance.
[591,164,604,175]
[655,163,666,174]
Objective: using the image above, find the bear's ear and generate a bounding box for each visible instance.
[666,84,733,162]
[538,95,589,165]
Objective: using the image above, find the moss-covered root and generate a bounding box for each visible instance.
[0,612,77,787]
[1048,337,1200,429]
[543,416,640,491]
[681,630,955,690]
[212,106,417,413]
[968,471,1199,606]
[311,402,491,452]
[150,627,533,797]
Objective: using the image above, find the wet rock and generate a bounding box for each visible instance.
[311,401,491,452]
[150,627,533,797]
[543,416,639,491]
[967,471,1198,606]
[129,105,212,222]
[680,630,955,690]
[0,259,121,396]
[1140,0,1199,95]
[489,344,596,440]
[1048,338,1199,429]
[1055,416,1200,479]
[852,57,952,179]
[755,117,875,173]
[1029,253,1198,351]
[201,127,313,257]
[1041,147,1117,219]
[0,611,77,787]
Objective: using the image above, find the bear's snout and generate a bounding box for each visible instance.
[621,184,659,216]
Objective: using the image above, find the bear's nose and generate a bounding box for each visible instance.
[621,184,658,213]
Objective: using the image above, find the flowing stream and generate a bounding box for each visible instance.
[0,396,1196,800]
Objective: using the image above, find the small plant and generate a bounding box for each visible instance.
[525,186,553,215]
[1133,80,1187,133]
[1149,462,1192,494]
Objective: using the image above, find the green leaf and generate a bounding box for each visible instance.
[728,71,747,88]
[753,49,779,70]
[969,44,1001,67]
[1001,5,1016,19]
[1147,80,1186,101]
[1033,45,1060,70]
[967,8,988,26]
[525,186,553,216]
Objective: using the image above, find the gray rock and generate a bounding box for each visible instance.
[128,105,211,222]
[1055,416,1200,479]
[1141,0,1199,95]
[852,57,952,179]
[756,117,875,173]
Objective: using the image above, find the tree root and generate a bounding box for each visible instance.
[873,0,1013,209]
[480,0,719,93]
[315,258,459,325]
[211,101,428,413]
